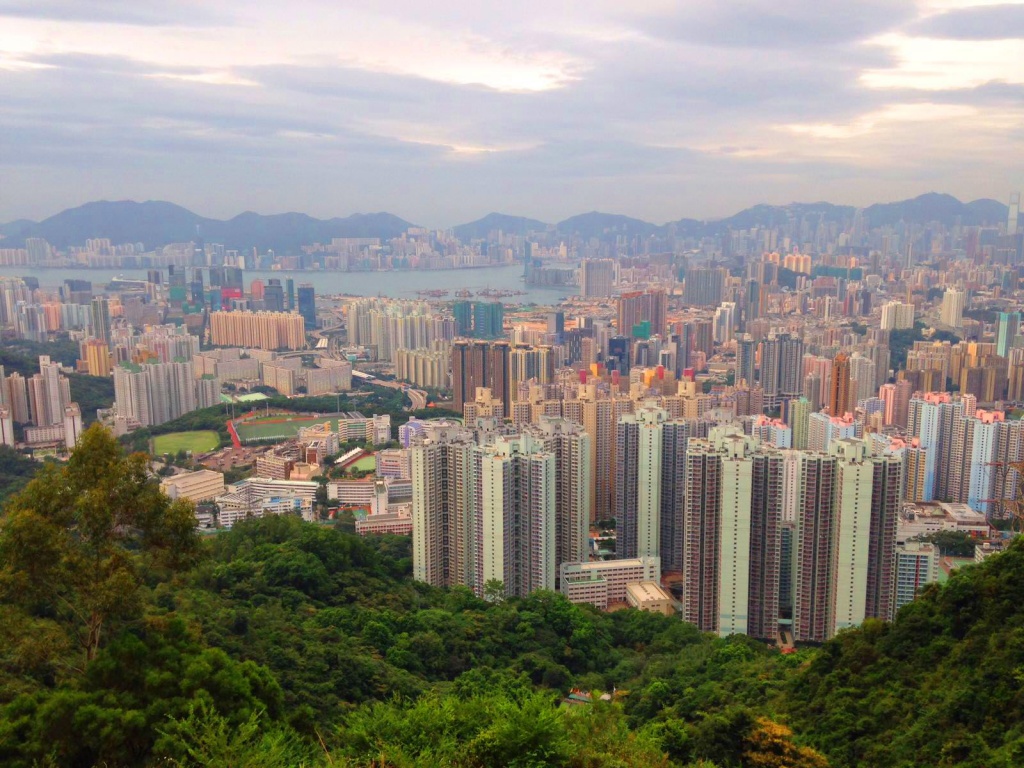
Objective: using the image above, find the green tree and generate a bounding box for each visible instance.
[0,424,200,666]
[314,475,330,519]
[919,530,976,557]
[484,578,506,603]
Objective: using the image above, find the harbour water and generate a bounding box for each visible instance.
[0,263,576,305]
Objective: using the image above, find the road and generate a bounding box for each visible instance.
[322,329,426,410]
[407,389,427,410]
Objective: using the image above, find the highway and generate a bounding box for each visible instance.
[314,323,427,410]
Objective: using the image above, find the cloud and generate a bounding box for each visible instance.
[0,0,1020,225]
[632,1,917,48]
[0,0,227,26]
[909,2,1024,38]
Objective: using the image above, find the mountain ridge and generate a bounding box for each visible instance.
[0,193,1015,253]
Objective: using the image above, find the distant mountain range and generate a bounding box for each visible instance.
[0,193,1015,253]
[0,201,414,253]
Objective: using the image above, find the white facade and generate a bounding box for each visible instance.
[718,437,754,636]
[967,418,999,514]
[940,288,965,328]
[830,440,874,634]
[62,403,82,449]
[894,541,939,612]
[880,301,915,331]
[0,405,14,447]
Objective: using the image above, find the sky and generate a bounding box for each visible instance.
[0,0,1022,227]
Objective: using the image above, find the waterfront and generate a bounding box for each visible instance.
[0,264,576,305]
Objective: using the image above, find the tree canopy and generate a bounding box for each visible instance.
[3,427,1024,766]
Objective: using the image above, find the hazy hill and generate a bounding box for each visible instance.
[864,192,1008,228]
[452,212,548,240]
[554,211,662,239]
[0,193,1015,253]
[0,200,414,252]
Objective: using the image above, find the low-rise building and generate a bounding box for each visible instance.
[160,469,226,503]
[625,581,675,615]
[897,501,991,542]
[560,557,661,609]
[355,512,413,536]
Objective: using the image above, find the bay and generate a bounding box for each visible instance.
[0,264,576,305]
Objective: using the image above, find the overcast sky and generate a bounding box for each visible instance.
[1,0,1022,227]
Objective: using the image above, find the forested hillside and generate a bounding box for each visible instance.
[1,424,1022,766]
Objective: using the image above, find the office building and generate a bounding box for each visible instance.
[90,295,111,344]
[736,335,757,387]
[264,279,285,311]
[997,311,1021,357]
[297,283,316,329]
[546,311,565,343]
[473,301,505,339]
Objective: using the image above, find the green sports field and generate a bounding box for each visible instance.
[153,430,220,455]
[234,415,340,442]
[349,456,376,472]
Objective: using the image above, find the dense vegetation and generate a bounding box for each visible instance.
[2,425,1024,766]
[0,337,82,372]
[889,323,961,371]
[67,372,115,424]
[0,447,41,504]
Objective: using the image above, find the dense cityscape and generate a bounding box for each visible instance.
[5,0,1024,763]
[1,191,1022,649]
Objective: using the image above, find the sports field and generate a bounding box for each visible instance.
[234,414,339,443]
[153,430,220,455]
[350,456,376,472]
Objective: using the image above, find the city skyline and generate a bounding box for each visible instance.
[2,1,1023,225]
